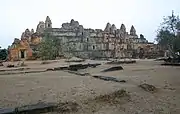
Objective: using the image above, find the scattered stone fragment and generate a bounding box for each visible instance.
[161,63,180,66]
[88,63,101,68]
[0,101,80,114]
[46,68,54,71]
[68,64,88,71]
[92,75,126,83]
[139,83,157,93]
[107,60,136,64]
[0,102,57,114]
[7,64,15,68]
[17,102,56,113]
[0,108,14,114]
[67,71,90,76]
[46,63,101,72]
[52,63,100,71]
[53,66,68,71]
[155,57,167,61]
[66,60,85,62]
[102,66,123,72]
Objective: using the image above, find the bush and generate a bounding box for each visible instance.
[0,48,8,60]
[38,33,62,60]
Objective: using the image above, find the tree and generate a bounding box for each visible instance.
[156,29,175,50]
[156,11,180,53]
[0,47,8,60]
[173,35,180,52]
[38,33,62,60]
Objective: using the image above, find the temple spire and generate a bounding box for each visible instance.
[130,25,136,36]
[104,22,111,32]
[120,24,126,33]
[45,16,52,28]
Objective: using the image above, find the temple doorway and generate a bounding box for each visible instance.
[20,50,25,59]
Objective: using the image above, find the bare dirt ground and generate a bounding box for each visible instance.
[0,59,180,114]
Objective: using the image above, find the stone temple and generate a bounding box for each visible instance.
[8,16,158,61]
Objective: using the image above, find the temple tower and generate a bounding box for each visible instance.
[120,24,126,33]
[104,23,111,32]
[45,16,52,28]
[110,24,117,34]
[130,25,136,36]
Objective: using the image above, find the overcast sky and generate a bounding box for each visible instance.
[0,0,180,48]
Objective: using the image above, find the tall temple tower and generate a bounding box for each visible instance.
[130,25,137,36]
[120,24,126,34]
[104,23,111,32]
[45,16,52,28]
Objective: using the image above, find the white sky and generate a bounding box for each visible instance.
[0,0,180,48]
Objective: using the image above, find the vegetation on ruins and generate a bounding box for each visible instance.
[0,46,8,61]
[156,11,180,53]
[38,33,62,60]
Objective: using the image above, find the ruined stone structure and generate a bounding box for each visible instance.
[9,16,158,60]
[8,16,54,61]
[9,29,42,61]
[44,17,155,59]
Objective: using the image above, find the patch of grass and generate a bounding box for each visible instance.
[82,89,130,113]
[93,89,130,104]
[139,83,157,93]
[55,101,80,113]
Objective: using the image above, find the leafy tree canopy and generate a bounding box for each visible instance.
[156,11,180,52]
[0,47,8,60]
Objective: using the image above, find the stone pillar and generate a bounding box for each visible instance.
[19,51,21,59]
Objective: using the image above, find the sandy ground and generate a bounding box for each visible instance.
[0,59,180,114]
